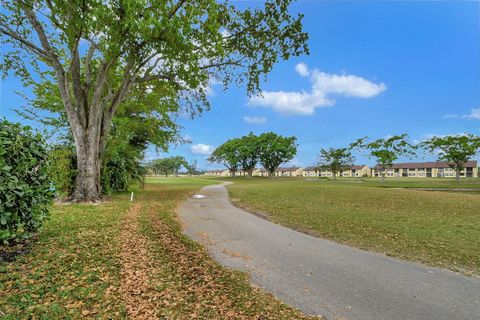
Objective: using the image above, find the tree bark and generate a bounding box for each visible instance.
[71,128,102,202]
[247,169,253,177]
[455,170,461,181]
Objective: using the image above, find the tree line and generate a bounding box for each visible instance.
[319,134,480,181]
[208,132,297,177]
[210,132,480,181]
[147,157,198,177]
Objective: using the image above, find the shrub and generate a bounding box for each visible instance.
[101,156,145,194]
[0,120,53,244]
[49,145,76,197]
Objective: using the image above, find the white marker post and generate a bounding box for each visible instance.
[130,192,134,202]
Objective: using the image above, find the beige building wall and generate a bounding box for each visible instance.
[275,167,304,177]
[304,165,371,178]
[371,165,478,178]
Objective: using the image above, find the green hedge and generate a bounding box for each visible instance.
[0,120,53,244]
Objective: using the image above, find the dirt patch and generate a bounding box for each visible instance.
[119,203,161,319]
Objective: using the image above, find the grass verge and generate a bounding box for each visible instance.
[1,177,316,319]
[226,177,480,276]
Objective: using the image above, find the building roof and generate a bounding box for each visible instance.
[351,165,367,170]
[277,166,301,171]
[373,161,478,170]
[206,169,225,173]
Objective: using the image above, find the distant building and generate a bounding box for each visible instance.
[275,167,303,177]
[303,165,371,178]
[252,168,269,177]
[204,169,249,176]
[341,165,371,177]
[371,161,478,178]
[303,166,322,177]
[204,169,229,176]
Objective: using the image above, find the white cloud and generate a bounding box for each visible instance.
[467,108,480,119]
[204,78,222,96]
[248,63,387,116]
[190,143,215,155]
[444,108,480,120]
[295,62,310,77]
[243,116,267,124]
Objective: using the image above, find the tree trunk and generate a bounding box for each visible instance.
[455,170,461,181]
[333,173,337,180]
[381,170,386,182]
[268,170,274,178]
[71,129,102,202]
[247,169,253,177]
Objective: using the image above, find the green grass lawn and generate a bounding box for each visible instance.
[226,177,480,276]
[349,177,480,189]
[1,177,315,319]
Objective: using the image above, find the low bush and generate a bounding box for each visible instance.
[0,120,53,244]
[49,145,76,197]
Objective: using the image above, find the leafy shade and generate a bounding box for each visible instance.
[421,134,480,181]
[0,120,54,244]
[258,132,297,177]
[318,148,354,179]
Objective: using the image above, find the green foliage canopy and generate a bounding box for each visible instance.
[318,147,354,179]
[421,134,480,180]
[208,139,242,176]
[258,132,297,176]
[237,132,260,176]
[352,134,416,180]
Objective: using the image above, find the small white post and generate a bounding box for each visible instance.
[130,192,134,202]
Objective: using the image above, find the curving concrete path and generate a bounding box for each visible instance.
[178,182,480,320]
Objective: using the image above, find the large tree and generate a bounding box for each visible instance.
[258,132,297,177]
[318,147,354,180]
[237,132,260,177]
[185,160,198,176]
[352,134,416,181]
[169,156,187,176]
[421,134,480,181]
[208,138,241,176]
[0,0,308,201]
[153,158,175,177]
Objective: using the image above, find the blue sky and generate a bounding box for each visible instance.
[1,1,479,169]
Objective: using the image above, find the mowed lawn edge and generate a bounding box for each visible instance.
[226,177,480,276]
[0,177,318,319]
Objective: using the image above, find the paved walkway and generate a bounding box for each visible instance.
[178,182,480,320]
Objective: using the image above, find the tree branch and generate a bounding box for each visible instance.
[21,3,60,65]
[85,41,98,89]
[0,24,49,59]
